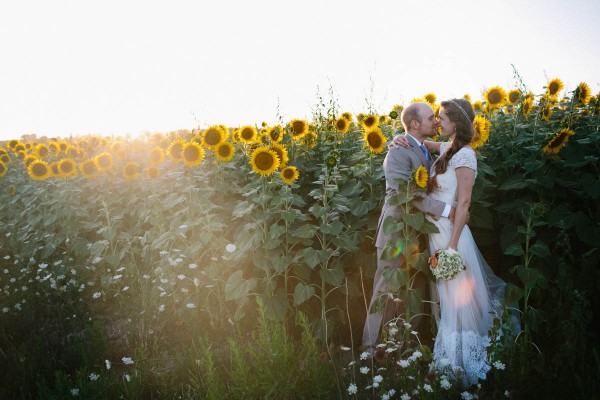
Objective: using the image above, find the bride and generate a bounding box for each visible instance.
[396,98,516,385]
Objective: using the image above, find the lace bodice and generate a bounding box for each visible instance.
[430,142,477,206]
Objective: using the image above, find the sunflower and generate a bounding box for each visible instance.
[546,78,564,99]
[8,185,16,195]
[361,114,378,130]
[483,86,507,109]
[410,97,425,104]
[266,125,284,143]
[0,161,7,178]
[35,143,49,159]
[472,101,482,111]
[24,154,37,167]
[507,89,521,105]
[424,93,437,105]
[249,146,280,176]
[66,146,80,159]
[110,141,126,155]
[270,143,289,167]
[58,159,77,178]
[575,82,592,105]
[542,128,575,154]
[471,114,491,149]
[27,159,51,181]
[49,142,60,153]
[215,142,235,162]
[541,104,553,121]
[123,162,141,179]
[94,152,113,172]
[412,166,428,188]
[335,117,350,134]
[280,166,299,185]
[303,131,318,148]
[25,143,33,151]
[150,147,166,165]
[8,140,20,150]
[16,150,26,160]
[79,159,99,178]
[50,162,60,177]
[167,139,185,161]
[146,166,160,179]
[363,127,386,154]
[341,111,353,122]
[0,153,10,164]
[463,94,471,102]
[58,141,69,153]
[15,143,26,153]
[521,97,534,119]
[239,125,258,144]
[202,125,226,150]
[288,119,308,141]
[181,142,205,167]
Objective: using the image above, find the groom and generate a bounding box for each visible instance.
[362,102,453,351]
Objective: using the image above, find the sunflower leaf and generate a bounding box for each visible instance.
[382,216,404,235]
[319,264,345,287]
[293,282,315,305]
[294,224,318,239]
[504,244,524,257]
[401,213,424,230]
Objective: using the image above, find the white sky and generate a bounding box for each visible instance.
[1,0,599,141]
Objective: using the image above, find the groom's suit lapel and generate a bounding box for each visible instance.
[406,135,428,168]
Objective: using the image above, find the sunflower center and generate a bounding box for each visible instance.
[218,144,231,157]
[509,92,520,103]
[205,129,221,146]
[367,132,383,149]
[364,116,376,127]
[292,121,305,135]
[98,156,111,168]
[184,146,200,161]
[61,162,73,173]
[32,163,48,177]
[488,90,502,104]
[549,82,559,95]
[241,128,254,140]
[255,152,275,170]
[336,119,347,130]
[283,169,294,179]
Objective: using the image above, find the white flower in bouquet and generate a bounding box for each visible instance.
[429,248,466,280]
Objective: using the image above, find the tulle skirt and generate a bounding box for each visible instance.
[427,216,509,386]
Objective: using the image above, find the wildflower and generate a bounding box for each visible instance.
[71,388,79,396]
[359,351,369,360]
[493,360,506,370]
[92,292,101,299]
[347,383,358,395]
[461,391,474,400]
[122,357,134,365]
[398,359,410,368]
[504,390,510,397]
[409,350,422,361]
[158,304,165,312]
[400,394,411,400]
[339,346,351,351]
[89,373,99,381]
[360,366,370,374]
[122,286,129,291]
[373,375,383,384]
[125,374,131,382]
[186,303,196,309]
[440,378,452,389]
[188,263,198,269]
[423,384,433,392]
[178,274,185,280]
[105,360,111,370]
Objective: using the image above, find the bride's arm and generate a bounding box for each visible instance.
[447,167,475,249]
[424,140,442,153]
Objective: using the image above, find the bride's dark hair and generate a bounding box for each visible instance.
[427,98,475,194]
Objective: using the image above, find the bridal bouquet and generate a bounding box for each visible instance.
[429,248,466,280]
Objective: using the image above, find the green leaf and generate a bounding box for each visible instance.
[517,266,541,288]
[386,193,416,206]
[498,177,529,191]
[524,306,544,331]
[269,224,287,240]
[530,241,550,258]
[320,219,344,236]
[504,243,524,257]
[294,224,318,239]
[382,216,404,235]
[298,247,321,269]
[504,283,524,304]
[407,289,423,315]
[319,264,345,287]
[380,240,402,261]
[293,282,315,305]
[401,212,424,230]
[260,288,288,320]
[224,271,256,301]
[383,266,409,291]
[418,219,440,234]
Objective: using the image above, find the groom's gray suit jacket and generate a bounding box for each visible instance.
[375,135,446,249]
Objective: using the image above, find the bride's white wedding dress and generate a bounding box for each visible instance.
[426,142,511,386]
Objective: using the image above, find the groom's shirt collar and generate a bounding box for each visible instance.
[406,134,423,146]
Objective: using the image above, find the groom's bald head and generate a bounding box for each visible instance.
[401,102,437,139]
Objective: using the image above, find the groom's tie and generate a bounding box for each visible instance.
[420,143,430,169]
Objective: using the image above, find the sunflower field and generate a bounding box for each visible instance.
[0,79,599,399]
